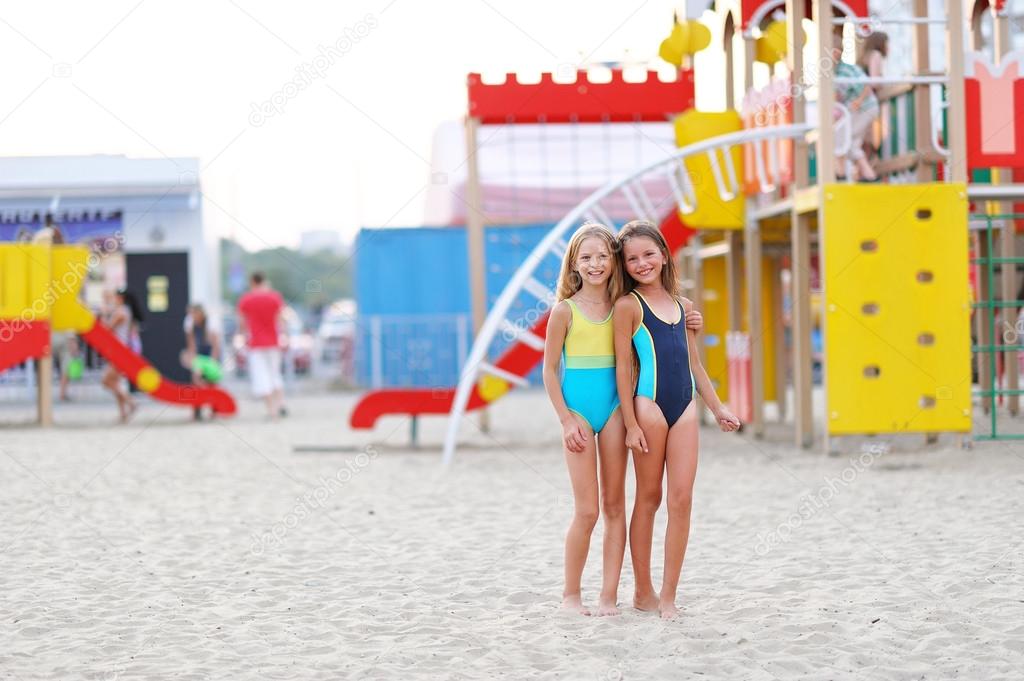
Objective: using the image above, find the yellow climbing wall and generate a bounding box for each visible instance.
[822,183,972,434]
[674,110,744,229]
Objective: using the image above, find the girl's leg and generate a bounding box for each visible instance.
[659,401,699,619]
[630,397,668,611]
[596,410,628,616]
[101,367,125,420]
[563,422,600,615]
[850,110,878,180]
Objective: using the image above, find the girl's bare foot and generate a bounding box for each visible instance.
[658,599,679,619]
[561,594,591,616]
[633,592,659,611]
[596,596,620,616]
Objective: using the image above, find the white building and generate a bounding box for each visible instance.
[0,155,218,382]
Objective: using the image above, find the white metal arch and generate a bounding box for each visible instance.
[442,123,814,464]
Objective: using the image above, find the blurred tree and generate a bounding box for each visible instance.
[220,238,352,313]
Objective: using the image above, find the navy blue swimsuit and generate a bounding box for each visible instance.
[630,291,695,427]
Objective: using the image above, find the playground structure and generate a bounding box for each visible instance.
[351,0,1024,459]
[0,243,236,423]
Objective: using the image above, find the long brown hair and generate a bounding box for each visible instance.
[555,223,621,302]
[616,219,680,298]
[858,31,888,69]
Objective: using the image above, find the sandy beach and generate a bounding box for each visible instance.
[1,388,1023,680]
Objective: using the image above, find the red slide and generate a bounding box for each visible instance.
[349,314,547,428]
[82,319,237,415]
[0,321,50,374]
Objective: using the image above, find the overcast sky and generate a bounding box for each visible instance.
[0,0,735,249]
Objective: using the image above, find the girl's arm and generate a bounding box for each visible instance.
[211,330,222,360]
[685,308,703,332]
[867,50,883,78]
[613,295,647,453]
[542,301,586,453]
[184,320,196,355]
[682,298,740,432]
[110,307,128,330]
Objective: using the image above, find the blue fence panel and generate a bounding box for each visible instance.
[484,224,559,386]
[355,222,573,388]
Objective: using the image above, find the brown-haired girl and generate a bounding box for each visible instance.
[612,220,739,619]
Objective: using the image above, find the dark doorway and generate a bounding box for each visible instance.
[126,251,190,383]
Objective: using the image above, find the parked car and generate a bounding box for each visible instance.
[316,299,356,362]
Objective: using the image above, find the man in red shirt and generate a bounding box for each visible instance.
[238,272,288,418]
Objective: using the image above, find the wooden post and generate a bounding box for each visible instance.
[464,116,490,432]
[746,221,765,436]
[724,18,736,110]
[772,255,788,423]
[945,0,968,184]
[815,0,840,453]
[814,1,836,187]
[787,0,814,448]
[726,232,743,330]
[992,10,1019,415]
[912,0,934,182]
[37,356,53,426]
[690,235,708,426]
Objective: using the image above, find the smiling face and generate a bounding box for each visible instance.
[622,236,667,287]
[573,236,613,288]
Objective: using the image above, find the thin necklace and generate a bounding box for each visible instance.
[574,294,608,305]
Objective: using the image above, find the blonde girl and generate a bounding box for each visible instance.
[542,224,629,616]
[612,220,739,619]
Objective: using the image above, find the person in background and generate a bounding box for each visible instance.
[102,288,143,422]
[858,31,888,79]
[858,31,889,160]
[31,214,65,245]
[833,32,879,182]
[55,333,80,402]
[182,304,223,421]
[238,272,288,419]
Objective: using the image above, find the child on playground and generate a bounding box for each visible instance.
[181,303,223,421]
[612,220,740,619]
[101,288,144,423]
[542,223,703,616]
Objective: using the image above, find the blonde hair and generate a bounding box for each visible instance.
[617,219,680,298]
[555,223,621,301]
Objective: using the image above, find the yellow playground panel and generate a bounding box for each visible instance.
[50,246,93,332]
[822,183,972,435]
[701,251,777,403]
[0,245,51,320]
[674,110,744,229]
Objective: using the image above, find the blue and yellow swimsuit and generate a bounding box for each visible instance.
[560,299,620,433]
[630,291,695,428]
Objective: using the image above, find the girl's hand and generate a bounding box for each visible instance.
[562,416,588,453]
[850,98,861,112]
[625,425,648,454]
[685,310,703,332]
[714,407,741,432]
